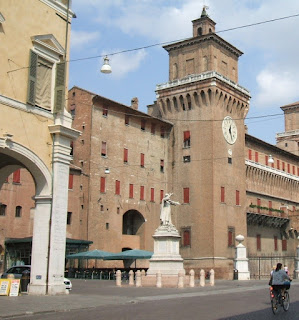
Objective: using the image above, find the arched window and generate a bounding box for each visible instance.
[122,210,145,235]
[197,27,202,36]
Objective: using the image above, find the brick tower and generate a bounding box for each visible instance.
[154,7,251,278]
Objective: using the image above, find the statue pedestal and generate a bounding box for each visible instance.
[146,224,185,276]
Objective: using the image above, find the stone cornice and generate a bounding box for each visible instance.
[0,94,53,119]
[276,130,299,139]
[163,33,243,57]
[39,0,75,18]
[246,160,299,182]
[156,71,250,97]
[48,124,80,140]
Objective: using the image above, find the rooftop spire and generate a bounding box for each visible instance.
[201,5,209,18]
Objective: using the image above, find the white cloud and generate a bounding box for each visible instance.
[70,30,100,49]
[102,49,148,78]
[255,69,298,108]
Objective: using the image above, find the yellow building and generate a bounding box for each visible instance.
[0,0,79,295]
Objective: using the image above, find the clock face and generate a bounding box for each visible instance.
[222,116,237,144]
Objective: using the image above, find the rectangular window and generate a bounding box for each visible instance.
[115,180,120,195]
[68,174,74,189]
[182,228,191,247]
[13,169,21,183]
[274,236,278,251]
[160,159,164,173]
[183,155,191,163]
[293,165,295,175]
[67,212,72,225]
[150,188,155,202]
[129,184,134,198]
[277,160,280,170]
[140,153,145,167]
[103,107,108,117]
[268,200,272,209]
[141,119,146,131]
[140,186,145,200]
[236,190,240,206]
[282,162,285,171]
[0,204,7,216]
[160,126,165,138]
[221,186,225,203]
[257,198,261,213]
[282,239,287,251]
[101,141,107,157]
[124,148,128,163]
[265,155,268,166]
[151,123,156,134]
[183,131,191,148]
[297,167,299,176]
[257,234,261,251]
[287,163,290,173]
[228,157,232,164]
[125,115,129,125]
[160,190,164,204]
[248,149,252,160]
[228,227,235,247]
[100,205,104,212]
[100,177,106,193]
[106,223,109,230]
[15,206,22,218]
[255,151,259,162]
[183,188,190,204]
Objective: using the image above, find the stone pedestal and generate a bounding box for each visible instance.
[146,224,185,276]
[234,235,250,280]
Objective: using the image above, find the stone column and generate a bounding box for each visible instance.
[46,114,80,295]
[234,234,250,280]
[28,196,52,295]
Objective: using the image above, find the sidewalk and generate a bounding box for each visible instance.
[0,279,297,319]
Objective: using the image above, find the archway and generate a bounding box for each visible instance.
[122,210,145,235]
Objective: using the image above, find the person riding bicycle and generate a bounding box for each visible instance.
[271,263,291,297]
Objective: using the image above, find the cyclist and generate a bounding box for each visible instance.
[271,263,291,298]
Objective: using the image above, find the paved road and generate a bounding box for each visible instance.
[2,279,299,320]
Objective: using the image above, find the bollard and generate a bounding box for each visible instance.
[200,269,205,287]
[189,269,195,288]
[209,269,215,286]
[129,270,134,286]
[141,269,146,278]
[156,272,162,288]
[136,270,142,287]
[116,270,122,287]
[177,270,185,288]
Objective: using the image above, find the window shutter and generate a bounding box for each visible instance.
[183,187,189,203]
[129,184,134,198]
[13,169,21,183]
[141,153,145,167]
[54,61,66,113]
[27,50,38,105]
[184,131,190,141]
[140,186,145,200]
[115,180,120,195]
[221,186,225,203]
[100,177,106,193]
[183,230,190,246]
[151,188,155,202]
[236,190,240,205]
[160,190,164,203]
[68,174,73,189]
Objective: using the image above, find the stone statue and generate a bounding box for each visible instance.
[160,193,180,226]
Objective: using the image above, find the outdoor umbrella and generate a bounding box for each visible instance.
[103,249,153,268]
[66,249,113,259]
[103,249,153,260]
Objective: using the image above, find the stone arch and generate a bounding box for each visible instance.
[173,96,179,111]
[122,209,145,235]
[0,139,51,196]
[193,92,199,108]
[186,93,192,110]
[200,90,207,107]
[179,95,185,111]
[166,98,172,113]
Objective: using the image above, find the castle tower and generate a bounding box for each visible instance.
[155,7,251,278]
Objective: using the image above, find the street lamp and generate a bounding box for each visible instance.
[268,155,274,164]
[101,56,112,74]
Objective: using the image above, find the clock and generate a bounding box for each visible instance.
[222,116,237,144]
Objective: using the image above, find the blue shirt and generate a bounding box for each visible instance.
[272,269,290,285]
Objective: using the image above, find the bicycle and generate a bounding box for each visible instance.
[270,285,290,314]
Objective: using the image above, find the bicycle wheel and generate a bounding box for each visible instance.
[271,297,279,315]
[282,291,290,311]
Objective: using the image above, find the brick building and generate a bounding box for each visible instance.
[1,7,298,279]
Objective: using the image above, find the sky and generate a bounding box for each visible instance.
[69,0,299,145]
